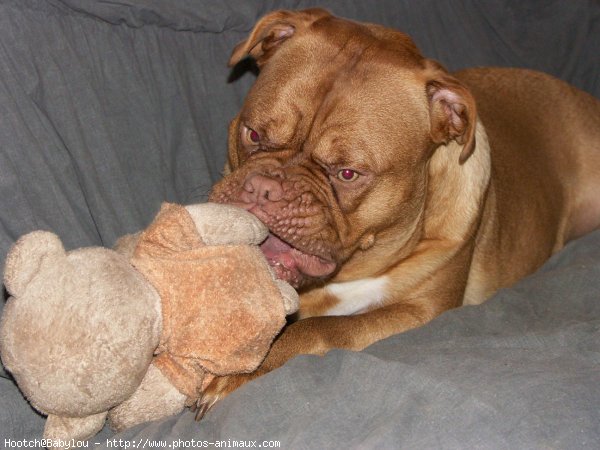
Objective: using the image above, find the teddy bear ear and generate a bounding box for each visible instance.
[4,231,66,298]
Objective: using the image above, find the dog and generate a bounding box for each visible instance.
[195,8,600,417]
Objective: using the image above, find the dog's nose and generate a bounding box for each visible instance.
[242,173,284,204]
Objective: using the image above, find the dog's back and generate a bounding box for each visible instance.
[458,67,600,304]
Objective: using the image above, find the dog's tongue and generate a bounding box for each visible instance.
[260,233,335,287]
[261,233,294,258]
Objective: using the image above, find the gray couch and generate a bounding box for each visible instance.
[1,1,599,448]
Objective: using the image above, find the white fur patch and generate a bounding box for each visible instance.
[324,277,388,316]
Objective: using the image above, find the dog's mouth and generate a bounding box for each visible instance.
[260,232,336,288]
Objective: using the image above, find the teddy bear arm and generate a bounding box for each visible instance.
[184,203,268,246]
[274,279,300,315]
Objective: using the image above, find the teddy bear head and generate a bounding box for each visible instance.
[0,231,162,417]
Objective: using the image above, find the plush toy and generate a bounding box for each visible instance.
[0,203,298,448]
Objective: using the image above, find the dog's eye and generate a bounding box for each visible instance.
[242,126,260,147]
[337,169,359,182]
[249,129,260,143]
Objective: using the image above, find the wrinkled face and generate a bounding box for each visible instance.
[210,12,475,288]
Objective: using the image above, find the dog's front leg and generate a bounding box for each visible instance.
[194,300,444,420]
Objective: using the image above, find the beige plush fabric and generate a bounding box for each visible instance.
[44,412,107,449]
[0,202,298,444]
[131,203,288,398]
[107,364,186,432]
[0,231,162,417]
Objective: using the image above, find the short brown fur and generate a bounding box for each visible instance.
[198,9,600,413]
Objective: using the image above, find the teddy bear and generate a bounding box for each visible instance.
[0,202,298,448]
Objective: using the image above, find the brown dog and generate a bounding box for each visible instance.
[197,8,600,416]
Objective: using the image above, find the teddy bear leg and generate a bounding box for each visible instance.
[44,412,107,449]
[108,364,186,432]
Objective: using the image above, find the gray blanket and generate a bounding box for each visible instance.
[98,229,600,449]
[1,0,599,448]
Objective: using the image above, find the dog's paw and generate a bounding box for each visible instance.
[193,372,260,421]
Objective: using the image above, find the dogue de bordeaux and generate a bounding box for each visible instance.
[195,8,600,418]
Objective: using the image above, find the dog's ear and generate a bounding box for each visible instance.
[425,62,477,164]
[229,8,331,67]
[226,116,241,171]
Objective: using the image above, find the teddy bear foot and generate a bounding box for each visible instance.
[44,412,107,449]
[108,364,186,432]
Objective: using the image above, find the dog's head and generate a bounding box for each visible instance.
[210,9,477,289]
